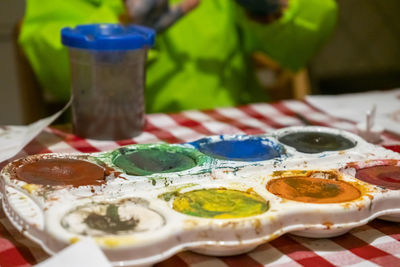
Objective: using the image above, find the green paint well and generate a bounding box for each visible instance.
[278,131,356,153]
[172,188,269,219]
[111,145,207,176]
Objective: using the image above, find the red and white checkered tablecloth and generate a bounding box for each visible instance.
[1,100,400,267]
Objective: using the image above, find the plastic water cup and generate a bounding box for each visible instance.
[61,24,155,140]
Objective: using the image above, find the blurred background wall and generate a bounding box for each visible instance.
[1,0,400,125]
[0,0,27,125]
[309,0,400,95]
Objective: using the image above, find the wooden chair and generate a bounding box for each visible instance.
[251,51,311,101]
[13,21,46,124]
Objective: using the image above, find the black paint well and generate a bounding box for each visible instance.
[278,131,356,153]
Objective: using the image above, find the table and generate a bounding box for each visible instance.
[1,99,400,267]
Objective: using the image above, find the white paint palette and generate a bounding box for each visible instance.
[1,126,400,266]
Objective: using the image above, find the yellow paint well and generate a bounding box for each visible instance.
[173,188,269,219]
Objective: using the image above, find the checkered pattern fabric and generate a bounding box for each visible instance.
[1,100,400,267]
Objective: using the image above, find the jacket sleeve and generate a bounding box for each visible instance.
[234,0,337,72]
[18,0,125,102]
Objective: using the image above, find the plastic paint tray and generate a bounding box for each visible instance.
[2,126,400,266]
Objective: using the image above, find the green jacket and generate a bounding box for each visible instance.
[19,0,337,113]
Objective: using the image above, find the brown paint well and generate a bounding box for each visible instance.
[267,176,361,203]
[15,158,106,187]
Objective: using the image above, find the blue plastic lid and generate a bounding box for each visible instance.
[61,24,155,51]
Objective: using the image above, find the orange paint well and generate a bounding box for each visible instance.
[267,176,360,203]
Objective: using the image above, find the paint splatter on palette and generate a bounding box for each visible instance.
[1,126,400,266]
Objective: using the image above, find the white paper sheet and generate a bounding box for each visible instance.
[35,238,112,267]
[306,88,400,135]
[0,100,71,163]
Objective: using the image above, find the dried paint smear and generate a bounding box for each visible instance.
[62,198,165,236]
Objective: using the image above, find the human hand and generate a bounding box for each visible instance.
[235,0,288,24]
[123,0,201,32]
[181,0,200,14]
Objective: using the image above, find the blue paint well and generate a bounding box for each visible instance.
[190,136,285,162]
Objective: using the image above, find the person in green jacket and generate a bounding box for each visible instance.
[19,0,337,113]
